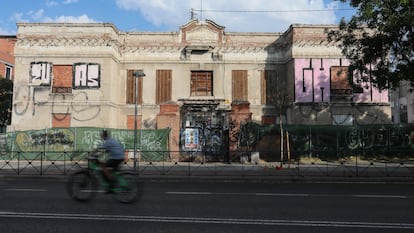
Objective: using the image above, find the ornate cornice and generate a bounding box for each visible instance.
[16,36,121,48]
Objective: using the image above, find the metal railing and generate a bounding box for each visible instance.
[1,150,413,179]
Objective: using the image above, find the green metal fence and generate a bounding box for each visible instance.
[1,125,414,178]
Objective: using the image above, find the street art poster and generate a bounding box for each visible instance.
[73,63,100,89]
[184,128,199,150]
[30,62,52,85]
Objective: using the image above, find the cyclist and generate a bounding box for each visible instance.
[96,129,125,192]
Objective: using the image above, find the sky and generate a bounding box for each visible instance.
[0,0,356,35]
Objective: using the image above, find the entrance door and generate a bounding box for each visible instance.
[180,104,229,161]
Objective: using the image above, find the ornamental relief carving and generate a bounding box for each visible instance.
[186,27,219,44]
[16,37,119,48]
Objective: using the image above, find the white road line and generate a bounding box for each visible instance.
[352,194,408,199]
[4,188,48,192]
[166,191,212,195]
[166,191,409,199]
[256,193,309,197]
[0,211,413,229]
[166,192,309,196]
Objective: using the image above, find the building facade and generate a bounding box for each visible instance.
[11,20,391,156]
[0,35,16,80]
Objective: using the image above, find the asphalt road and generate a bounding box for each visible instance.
[0,177,414,233]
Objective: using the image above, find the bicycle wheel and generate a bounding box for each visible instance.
[66,170,98,202]
[113,171,139,204]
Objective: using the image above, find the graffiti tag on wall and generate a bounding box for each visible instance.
[31,62,52,85]
[73,63,100,89]
[15,129,75,152]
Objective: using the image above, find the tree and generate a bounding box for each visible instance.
[328,0,414,90]
[0,77,13,128]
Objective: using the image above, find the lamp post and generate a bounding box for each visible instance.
[133,70,145,171]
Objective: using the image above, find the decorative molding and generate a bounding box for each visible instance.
[16,36,120,48]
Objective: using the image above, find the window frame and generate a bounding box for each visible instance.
[190,71,213,97]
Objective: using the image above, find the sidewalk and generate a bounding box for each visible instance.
[1,159,414,183]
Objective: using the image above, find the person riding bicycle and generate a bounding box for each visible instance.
[96,129,125,192]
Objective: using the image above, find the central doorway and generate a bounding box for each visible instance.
[180,100,229,162]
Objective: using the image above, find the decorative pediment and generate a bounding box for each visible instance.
[186,26,219,44]
[180,20,225,45]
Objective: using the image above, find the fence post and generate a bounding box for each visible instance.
[40,151,43,175]
[17,151,20,175]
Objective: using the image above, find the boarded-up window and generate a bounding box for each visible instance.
[191,71,213,96]
[261,70,277,104]
[156,70,172,104]
[126,70,143,104]
[52,114,71,127]
[52,65,72,94]
[232,70,248,101]
[331,66,352,95]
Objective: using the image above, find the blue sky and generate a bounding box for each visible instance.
[0,0,355,35]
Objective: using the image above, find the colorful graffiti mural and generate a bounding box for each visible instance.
[3,127,170,154]
[294,58,389,103]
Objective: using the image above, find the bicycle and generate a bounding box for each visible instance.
[66,152,139,203]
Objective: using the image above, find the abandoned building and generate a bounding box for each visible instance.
[11,20,391,158]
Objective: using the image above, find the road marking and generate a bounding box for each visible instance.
[166,191,309,197]
[352,194,407,199]
[0,211,413,229]
[166,191,409,199]
[4,188,48,192]
[166,191,212,195]
[256,193,309,197]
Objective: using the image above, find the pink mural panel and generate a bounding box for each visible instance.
[294,58,388,103]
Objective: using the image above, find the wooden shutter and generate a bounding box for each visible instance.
[126,70,143,104]
[156,70,172,104]
[261,70,277,104]
[261,70,266,104]
[232,70,248,101]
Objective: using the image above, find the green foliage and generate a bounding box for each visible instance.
[329,0,414,90]
[0,77,13,126]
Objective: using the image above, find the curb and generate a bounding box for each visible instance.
[2,173,414,184]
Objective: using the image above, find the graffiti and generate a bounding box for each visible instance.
[13,83,47,117]
[32,86,49,116]
[141,131,165,151]
[75,128,169,151]
[30,62,52,85]
[346,128,360,150]
[15,62,102,123]
[73,63,100,89]
[143,118,156,129]
[294,58,390,124]
[80,129,102,149]
[4,128,170,162]
[13,85,30,116]
[15,129,74,152]
[71,91,101,122]
[229,119,240,143]
[51,93,70,121]
[50,91,101,122]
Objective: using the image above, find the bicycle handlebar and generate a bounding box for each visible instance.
[88,150,104,161]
